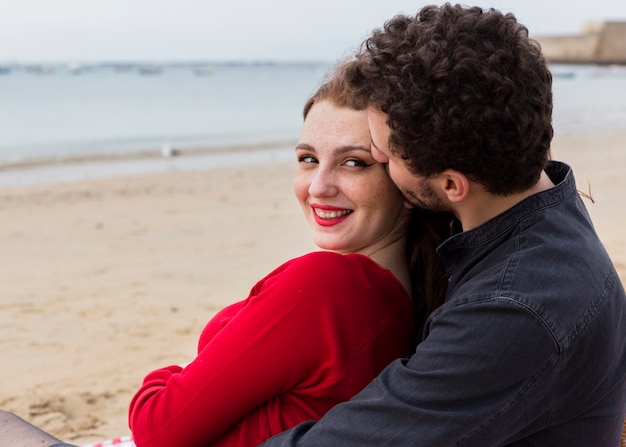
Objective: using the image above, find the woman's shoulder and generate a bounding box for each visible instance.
[287,251,387,273]
[273,251,405,296]
[249,251,408,307]
[248,251,412,326]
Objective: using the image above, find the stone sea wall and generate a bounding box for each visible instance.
[535,21,626,65]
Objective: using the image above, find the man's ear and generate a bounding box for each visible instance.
[437,169,469,203]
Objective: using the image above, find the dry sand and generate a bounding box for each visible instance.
[0,132,624,445]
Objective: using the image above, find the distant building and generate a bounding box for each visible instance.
[535,21,626,65]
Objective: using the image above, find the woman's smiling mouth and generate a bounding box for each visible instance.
[312,206,353,226]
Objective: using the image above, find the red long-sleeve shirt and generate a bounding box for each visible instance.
[129,251,414,447]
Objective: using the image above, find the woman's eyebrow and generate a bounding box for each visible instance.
[334,145,371,155]
[295,143,314,152]
[295,144,371,155]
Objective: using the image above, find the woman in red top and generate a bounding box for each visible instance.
[127,63,449,447]
[0,64,448,447]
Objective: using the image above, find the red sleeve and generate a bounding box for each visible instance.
[196,301,243,351]
[128,252,413,447]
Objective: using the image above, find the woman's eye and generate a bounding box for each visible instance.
[344,158,372,168]
[298,155,317,164]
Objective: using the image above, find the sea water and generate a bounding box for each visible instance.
[0,62,625,185]
[0,62,332,164]
[551,64,626,134]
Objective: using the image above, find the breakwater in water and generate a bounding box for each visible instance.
[536,21,626,65]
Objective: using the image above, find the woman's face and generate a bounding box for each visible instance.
[294,99,409,255]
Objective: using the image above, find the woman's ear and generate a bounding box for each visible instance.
[437,169,470,203]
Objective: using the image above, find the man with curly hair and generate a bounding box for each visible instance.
[261,3,626,446]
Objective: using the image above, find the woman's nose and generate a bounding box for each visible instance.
[308,167,338,197]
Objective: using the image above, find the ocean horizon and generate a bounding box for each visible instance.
[1,61,625,186]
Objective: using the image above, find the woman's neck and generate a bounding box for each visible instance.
[366,236,412,296]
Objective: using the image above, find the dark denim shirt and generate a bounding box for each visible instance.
[262,161,626,446]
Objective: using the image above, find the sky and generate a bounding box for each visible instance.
[1,0,626,63]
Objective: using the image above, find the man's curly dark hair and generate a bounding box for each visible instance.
[346,3,553,195]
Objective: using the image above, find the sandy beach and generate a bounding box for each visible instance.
[1,132,624,445]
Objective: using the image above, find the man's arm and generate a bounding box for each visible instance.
[0,410,77,447]
[261,299,558,446]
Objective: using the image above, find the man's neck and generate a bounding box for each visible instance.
[455,171,555,232]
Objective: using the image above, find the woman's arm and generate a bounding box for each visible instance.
[129,252,412,447]
[128,254,340,447]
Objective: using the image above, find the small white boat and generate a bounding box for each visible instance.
[137,65,162,75]
[193,66,216,76]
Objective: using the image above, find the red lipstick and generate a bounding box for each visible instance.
[311,205,352,227]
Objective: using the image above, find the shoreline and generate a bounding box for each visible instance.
[0,140,297,188]
[0,132,624,444]
[0,139,299,170]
